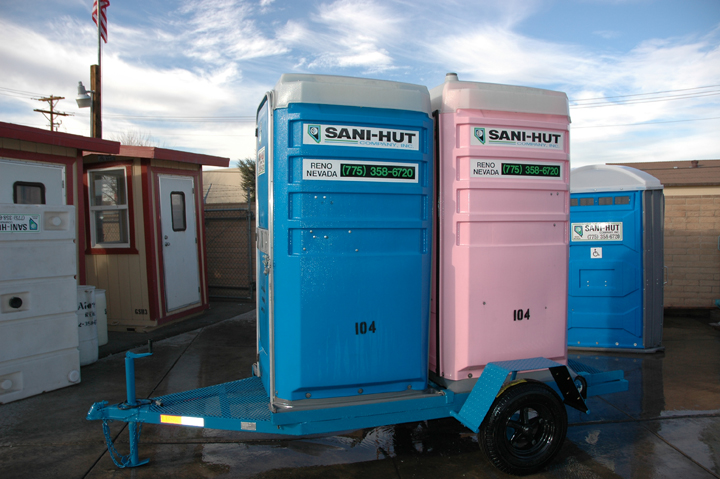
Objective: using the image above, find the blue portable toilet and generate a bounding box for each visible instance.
[568,165,664,352]
[254,74,434,407]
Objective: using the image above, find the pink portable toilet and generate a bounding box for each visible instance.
[429,74,571,391]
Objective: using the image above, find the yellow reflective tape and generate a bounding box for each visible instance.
[161,415,183,425]
[160,415,204,427]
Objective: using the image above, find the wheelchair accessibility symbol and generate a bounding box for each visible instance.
[591,247,602,259]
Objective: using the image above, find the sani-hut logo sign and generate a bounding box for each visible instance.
[474,127,485,144]
[470,127,564,150]
[302,123,419,150]
[0,214,40,233]
[307,125,321,143]
[571,222,623,242]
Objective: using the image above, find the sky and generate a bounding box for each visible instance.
[1,0,719,168]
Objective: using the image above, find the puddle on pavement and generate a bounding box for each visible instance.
[196,418,481,477]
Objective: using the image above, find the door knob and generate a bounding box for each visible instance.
[164,242,170,246]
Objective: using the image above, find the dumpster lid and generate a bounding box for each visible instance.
[430,73,569,119]
[571,164,663,193]
[273,74,431,114]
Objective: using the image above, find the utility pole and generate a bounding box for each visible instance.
[34,96,73,132]
[91,65,102,138]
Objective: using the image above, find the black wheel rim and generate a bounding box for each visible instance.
[502,403,556,459]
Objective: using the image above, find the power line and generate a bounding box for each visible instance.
[104,114,255,122]
[569,84,720,102]
[572,116,720,129]
[571,91,720,109]
[0,86,53,101]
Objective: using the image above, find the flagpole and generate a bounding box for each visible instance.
[97,0,101,69]
[92,0,102,138]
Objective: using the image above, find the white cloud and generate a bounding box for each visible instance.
[177,0,288,64]
[427,26,596,86]
[302,0,404,72]
[1,0,718,167]
[427,22,720,165]
[0,12,265,160]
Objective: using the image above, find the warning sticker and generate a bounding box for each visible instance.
[571,222,623,242]
[0,214,41,233]
[241,422,257,431]
[257,147,266,176]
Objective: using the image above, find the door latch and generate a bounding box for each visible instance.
[262,255,271,275]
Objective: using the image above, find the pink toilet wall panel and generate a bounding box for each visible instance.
[430,109,570,381]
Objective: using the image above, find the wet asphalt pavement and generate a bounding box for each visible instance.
[1,304,719,478]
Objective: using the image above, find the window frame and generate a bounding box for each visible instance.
[170,191,187,232]
[13,181,46,204]
[85,163,138,254]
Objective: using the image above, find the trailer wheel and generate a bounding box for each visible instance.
[479,381,567,476]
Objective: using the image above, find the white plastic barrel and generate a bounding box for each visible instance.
[77,285,98,366]
[95,289,108,346]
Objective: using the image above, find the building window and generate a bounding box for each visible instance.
[171,192,186,231]
[14,182,45,204]
[88,168,130,247]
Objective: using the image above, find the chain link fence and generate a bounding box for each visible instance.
[204,203,255,300]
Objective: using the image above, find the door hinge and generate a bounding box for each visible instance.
[195,238,198,244]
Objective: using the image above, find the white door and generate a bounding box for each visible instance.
[159,175,201,312]
[0,159,65,205]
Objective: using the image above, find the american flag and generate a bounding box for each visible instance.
[92,0,110,43]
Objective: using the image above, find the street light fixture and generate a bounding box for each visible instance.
[76,82,92,108]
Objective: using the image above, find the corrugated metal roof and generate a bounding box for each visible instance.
[202,169,247,204]
[608,159,720,186]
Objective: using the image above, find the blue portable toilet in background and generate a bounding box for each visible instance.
[568,165,664,352]
[255,74,434,408]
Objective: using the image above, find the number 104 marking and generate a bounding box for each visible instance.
[355,321,376,334]
[513,309,530,321]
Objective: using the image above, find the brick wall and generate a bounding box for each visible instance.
[664,195,720,308]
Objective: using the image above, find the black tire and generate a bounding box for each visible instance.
[479,381,567,476]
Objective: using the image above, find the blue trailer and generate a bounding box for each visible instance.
[87,76,629,476]
[88,346,626,475]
